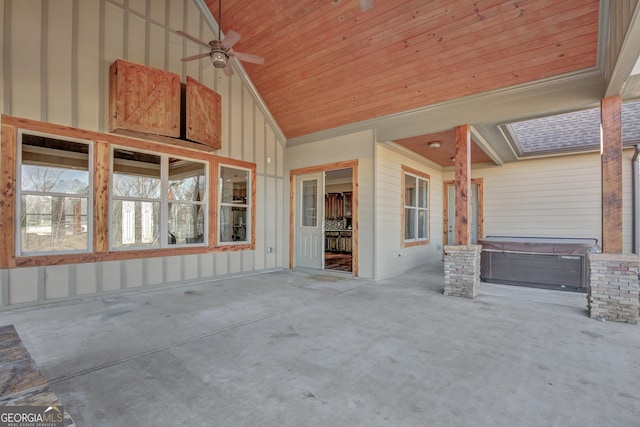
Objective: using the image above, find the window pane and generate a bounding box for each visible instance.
[113,149,161,198]
[22,165,90,194]
[20,134,91,254]
[404,174,416,206]
[302,179,317,227]
[418,209,428,239]
[113,174,161,198]
[111,200,160,248]
[418,178,428,208]
[21,195,88,252]
[169,159,206,202]
[405,208,416,240]
[21,135,90,190]
[220,167,248,204]
[219,206,247,243]
[169,203,205,245]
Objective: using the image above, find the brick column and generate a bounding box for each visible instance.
[587,253,639,324]
[444,245,481,299]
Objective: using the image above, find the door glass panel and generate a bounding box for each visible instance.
[302,179,318,227]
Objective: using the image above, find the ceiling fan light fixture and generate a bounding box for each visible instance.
[176,0,264,76]
[210,49,228,68]
[428,140,442,148]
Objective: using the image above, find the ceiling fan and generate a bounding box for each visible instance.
[177,0,264,77]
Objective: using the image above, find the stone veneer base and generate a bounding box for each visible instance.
[444,245,481,299]
[587,253,639,324]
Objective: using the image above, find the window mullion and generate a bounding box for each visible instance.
[15,134,24,256]
[414,176,419,241]
[160,155,168,248]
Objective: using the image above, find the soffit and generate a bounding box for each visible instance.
[394,130,493,167]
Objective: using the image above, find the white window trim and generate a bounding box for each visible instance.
[167,159,208,247]
[403,171,429,243]
[218,164,251,245]
[16,129,94,256]
[109,146,208,251]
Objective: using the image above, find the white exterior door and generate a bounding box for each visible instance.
[295,172,324,269]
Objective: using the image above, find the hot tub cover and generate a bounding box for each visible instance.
[478,236,599,256]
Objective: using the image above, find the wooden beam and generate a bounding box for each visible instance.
[93,140,110,254]
[444,178,484,247]
[455,125,471,245]
[601,96,623,253]
[0,125,17,268]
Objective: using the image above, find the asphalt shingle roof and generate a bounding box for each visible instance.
[509,100,640,154]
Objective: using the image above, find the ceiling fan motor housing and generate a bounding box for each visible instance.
[210,49,228,68]
[208,40,229,68]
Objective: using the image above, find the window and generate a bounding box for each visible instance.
[219,165,250,243]
[17,131,92,254]
[168,159,207,245]
[403,167,429,245]
[112,149,161,248]
[111,148,207,249]
[1,115,257,269]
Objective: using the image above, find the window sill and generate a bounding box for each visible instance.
[12,243,254,268]
[402,239,430,248]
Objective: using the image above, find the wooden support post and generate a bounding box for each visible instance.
[93,140,111,254]
[455,125,471,245]
[0,125,17,269]
[600,96,623,254]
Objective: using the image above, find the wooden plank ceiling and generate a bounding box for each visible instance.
[206,0,599,163]
[394,130,493,167]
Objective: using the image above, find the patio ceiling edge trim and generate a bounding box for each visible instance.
[470,126,503,166]
[287,67,605,148]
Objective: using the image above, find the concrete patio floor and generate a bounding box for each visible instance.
[2,264,640,427]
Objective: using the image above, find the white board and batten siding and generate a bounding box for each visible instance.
[375,143,444,280]
[286,130,376,279]
[0,0,285,308]
[443,151,634,253]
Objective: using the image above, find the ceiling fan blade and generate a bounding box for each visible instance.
[360,0,374,11]
[223,62,234,76]
[181,52,211,62]
[234,51,265,65]
[221,30,241,49]
[176,30,210,49]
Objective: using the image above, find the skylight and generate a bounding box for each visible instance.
[507,100,640,155]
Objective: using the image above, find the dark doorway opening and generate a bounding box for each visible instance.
[324,168,353,273]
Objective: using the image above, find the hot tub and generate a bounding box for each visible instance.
[478,236,599,292]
